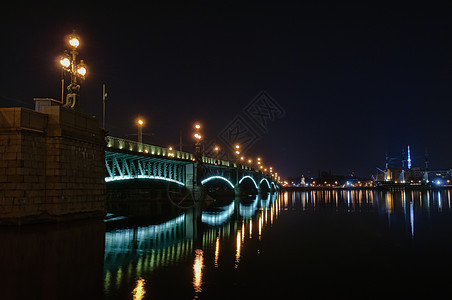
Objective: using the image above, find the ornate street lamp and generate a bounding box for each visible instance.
[59,30,87,111]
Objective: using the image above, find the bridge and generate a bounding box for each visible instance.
[0,106,279,225]
[104,136,280,196]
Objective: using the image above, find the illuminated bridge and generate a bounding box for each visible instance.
[104,136,280,194]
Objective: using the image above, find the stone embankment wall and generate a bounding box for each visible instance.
[0,106,105,225]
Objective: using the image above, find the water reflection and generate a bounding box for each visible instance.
[283,189,452,240]
[235,229,241,268]
[192,249,203,294]
[214,237,220,268]
[102,192,280,298]
[1,189,451,299]
[132,278,146,300]
[284,189,452,214]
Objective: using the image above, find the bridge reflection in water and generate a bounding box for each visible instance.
[1,190,451,299]
[102,189,452,298]
[103,192,280,299]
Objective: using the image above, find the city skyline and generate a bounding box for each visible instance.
[2,3,451,178]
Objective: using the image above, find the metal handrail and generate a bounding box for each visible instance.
[105,136,271,177]
[106,136,194,161]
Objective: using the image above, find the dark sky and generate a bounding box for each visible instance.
[2,3,452,179]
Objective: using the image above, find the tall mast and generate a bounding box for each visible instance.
[407,145,412,169]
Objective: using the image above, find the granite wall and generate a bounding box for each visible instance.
[0,106,106,225]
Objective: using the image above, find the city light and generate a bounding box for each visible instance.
[193,249,204,293]
[132,278,146,300]
[59,31,87,110]
[68,34,80,48]
[234,144,240,157]
[407,145,412,169]
[193,122,202,155]
[168,146,174,157]
[60,56,71,68]
[137,119,144,144]
[77,60,87,77]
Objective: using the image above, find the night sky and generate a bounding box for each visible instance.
[2,3,451,179]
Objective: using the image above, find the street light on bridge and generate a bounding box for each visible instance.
[137,119,144,144]
[234,144,240,155]
[168,146,175,158]
[193,123,202,155]
[213,145,220,162]
[234,144,241,163]
[59,30,87,111]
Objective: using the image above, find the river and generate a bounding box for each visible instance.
[1,189,451,299]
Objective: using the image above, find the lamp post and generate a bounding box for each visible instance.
[234,144,240,160]
[137,119,144,144]
[59,31,87,111]
[233,144,240,188]
[193,123,202,156]
[213,145,220,162]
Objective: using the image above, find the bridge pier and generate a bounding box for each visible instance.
[0,106,106,225]
[184,162,207,202]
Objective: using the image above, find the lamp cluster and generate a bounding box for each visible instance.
[193,123,202,156]
[59,32,87,79]
[193,123,202,141]
[59,31,87,110]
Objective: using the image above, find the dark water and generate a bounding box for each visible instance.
[1,189,452,299]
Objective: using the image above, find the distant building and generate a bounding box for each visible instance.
[374,146,451,185]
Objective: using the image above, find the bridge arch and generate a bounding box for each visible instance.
[259,178,271,189]
[271,182,277,190]
[259,178,272,194]
[105,175,185,186]
[200,176,235,189]
[239,176,258,190]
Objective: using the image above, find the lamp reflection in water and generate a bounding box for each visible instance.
[235,230,242,268]
[258,216,263,239]
[214,237,220,268]
[410,201,415,239]
[193,249,204,293]
[132,277,146,300]
[386,192,393,214]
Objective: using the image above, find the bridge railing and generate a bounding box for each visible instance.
[106,136,194,161]
[106,136,264,172]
